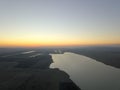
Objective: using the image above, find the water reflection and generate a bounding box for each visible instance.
[21,51,35,54]
[29,53,43,58]
[50,52,120,90]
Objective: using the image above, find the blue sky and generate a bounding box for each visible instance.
[0,0,120,47]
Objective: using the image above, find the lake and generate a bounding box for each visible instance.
[50,52,120,90]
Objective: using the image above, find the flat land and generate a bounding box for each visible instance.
[0,50,80,90]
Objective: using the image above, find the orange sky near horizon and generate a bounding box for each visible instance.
[0,0,120,47]
[0,38,120,47]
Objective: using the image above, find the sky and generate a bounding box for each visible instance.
[0,0,120,47]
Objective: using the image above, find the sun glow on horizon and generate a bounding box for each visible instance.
[0,0,120,47]
[0,38,120,48]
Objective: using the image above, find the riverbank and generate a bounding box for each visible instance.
[64,47,120,68]
[50,52,120,90]
[0,52,81,90]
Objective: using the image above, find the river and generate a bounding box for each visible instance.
[50,52,120,90]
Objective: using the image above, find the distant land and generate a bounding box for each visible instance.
[0,45,120,68]
[0,48,81,90]
[63,46,120,68]
[0,46,120,89]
